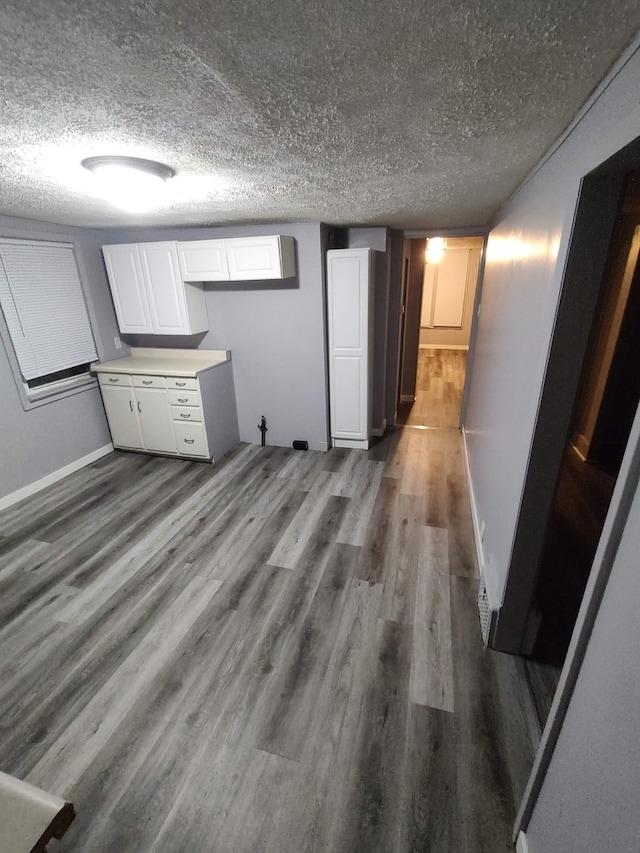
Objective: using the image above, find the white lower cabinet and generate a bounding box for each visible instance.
[173,420,208,457]
[96,353,240,463]
[99,385,144,450]
[134,387,176,453]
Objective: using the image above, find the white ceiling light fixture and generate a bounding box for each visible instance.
[426,236,447,264]
[81,156,175,213]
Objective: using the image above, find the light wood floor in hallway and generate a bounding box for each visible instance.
[397,347,468,428]
[0,425,535,851]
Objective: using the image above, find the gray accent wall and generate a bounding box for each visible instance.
[463,43,640,612]
[109,222,329,451]
[0,215,120,501]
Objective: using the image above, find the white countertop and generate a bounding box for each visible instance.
[92,347,231,378]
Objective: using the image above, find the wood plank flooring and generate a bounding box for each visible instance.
[0,428,535,851]
[397,347,467,428]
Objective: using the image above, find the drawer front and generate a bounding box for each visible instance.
[166,376,198,391]
[173,420,209,457]
[132,375,166,389]
[168,389,200,407]
[171,405,202,422]
[98,372,132,387]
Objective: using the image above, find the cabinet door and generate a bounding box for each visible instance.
[225,236,295,280]
[327,250,372,441]
[135,387,177,453]
[100,386,144,449]
[102,244,153,333]
[138,242,190,334]
[177,240,229,281]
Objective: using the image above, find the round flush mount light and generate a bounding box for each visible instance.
[426,236,447,264]
[81,156,175,212]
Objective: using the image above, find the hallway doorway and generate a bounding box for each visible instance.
[523,168,640,728]
[396,235,483,429]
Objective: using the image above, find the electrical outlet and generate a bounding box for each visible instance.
[480,520,486,541]
[114,336,122,350]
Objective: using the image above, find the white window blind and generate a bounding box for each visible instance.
[0,239,97,381]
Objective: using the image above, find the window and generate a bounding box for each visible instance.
[0,238,98,406]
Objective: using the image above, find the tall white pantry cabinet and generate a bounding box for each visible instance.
[327,248,374,450]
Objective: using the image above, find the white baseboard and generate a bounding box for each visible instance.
[418,344,469,350]
[516,830,530,853]
[0,444,113,512]
[461,427,485,579]
[333,438,370,450]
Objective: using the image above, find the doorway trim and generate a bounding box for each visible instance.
[491,171,625,652]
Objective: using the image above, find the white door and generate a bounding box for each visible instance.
[138,242,190,334]
[102,244,152,333]
[135,387,177,453]
[422,248,470,329]
[100,386,144,449]
[327,250,371,442]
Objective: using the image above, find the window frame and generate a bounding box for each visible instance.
[0,229,102,412]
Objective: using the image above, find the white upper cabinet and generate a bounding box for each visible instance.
[175,235,296,282]
[177,240,230,282]
[102,243,153,334]
[103,242,208,336]
[225,236,296,280]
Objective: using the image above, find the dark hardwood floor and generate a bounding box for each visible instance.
[0,400,534,851]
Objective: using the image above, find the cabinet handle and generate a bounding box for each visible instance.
[184,438,195,444]
[137,401,142,413]
[178,397,188,403]
[175,381,186,387]
[142,380,152,385]
[180,413,191,419]
[129,400,133,412]
[109,377,119,383]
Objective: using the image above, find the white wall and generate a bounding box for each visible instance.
[463,41,640,608]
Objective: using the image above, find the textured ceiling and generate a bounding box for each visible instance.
[1,1,640,229]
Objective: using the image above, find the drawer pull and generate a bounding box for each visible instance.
[142,379,152,385]
[137,401,142,413]
[175,381,186,387]
[180,413,191,419]
[129,400,133,412]
[184,438,195,444]
[109,377,119,383]
[178,397,188,403]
